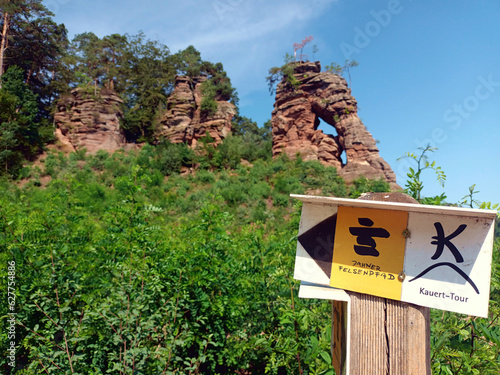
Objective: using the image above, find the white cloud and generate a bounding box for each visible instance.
[161,0,338,52]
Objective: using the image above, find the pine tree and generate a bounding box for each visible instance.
[0,0,53,86]
[0,65,40,175]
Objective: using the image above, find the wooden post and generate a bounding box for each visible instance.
[333,192,431,375]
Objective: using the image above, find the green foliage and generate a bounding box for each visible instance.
[421,192,448,206]
[398,144,446,202]
[431,307,500,374]
[266,53,300,95]
[0,66,46,176]
[348,176,390,198]
[324,59,359,86]
[197,60,238,119]
[1,9,240,156]
[173,46,237,101]
[119,33,174,142]
[0,153,349,374]
[153,139,195,175]
[430,241,500,375]
[0,0,65,119]
[230,116,272,161]
[460,184,500,211]
[1,146,499,374]
[200,80,219,118]
[63,31,175,143]
[461,184,481,208]
[267,44,359,94]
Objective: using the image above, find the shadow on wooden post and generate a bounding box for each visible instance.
[333,192,431,375]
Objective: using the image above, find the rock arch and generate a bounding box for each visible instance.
[271,62,398,187]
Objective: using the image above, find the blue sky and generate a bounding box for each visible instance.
[45,0,500,206]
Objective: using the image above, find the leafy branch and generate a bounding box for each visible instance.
[398,144,446,203]
[266,36,316,94]
[461,184,499,211]
[324,59,359,87]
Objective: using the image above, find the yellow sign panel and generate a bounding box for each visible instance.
[330,206,408,300]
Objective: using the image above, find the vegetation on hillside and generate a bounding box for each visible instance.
[0,140,499,374]
[0,144,390,374]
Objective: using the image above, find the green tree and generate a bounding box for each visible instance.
[232,115,270,140]
[324,59,359,86]
[0,65,40,174]
[120,33,174,142]
[10,17,68,116]
[266,54,299,95]
[230,115,272,161]
[63,32,175,143]
[398,144,446,202]
[0,0,54,85]
[68,32,123,92]
[169,46,238,121]
[171,44,203,77]
[172,46,237,102]
[1,0,66,121]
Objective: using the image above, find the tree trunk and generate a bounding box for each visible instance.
[0,10,11,88]
[25,66,33,85]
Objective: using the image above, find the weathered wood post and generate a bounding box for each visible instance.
[333,293,430,374]
[334,192,430,374]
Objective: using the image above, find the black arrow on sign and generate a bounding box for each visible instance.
[298,214,337,279]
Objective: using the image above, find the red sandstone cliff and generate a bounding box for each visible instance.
[271,62,398,187]
[159,75,236,147]
[54,88,129,153]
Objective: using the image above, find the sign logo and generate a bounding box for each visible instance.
[331,206,407,300]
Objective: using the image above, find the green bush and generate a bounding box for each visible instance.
[87,149,110,171]
[42,153,59,178]
[220,181,248,206]
[154,140,194,175]
[273,174,304,195]
[348,176,390,198]
[69,148,87,161]
[272,191,290,206]
[212,135,243,169]
[249,181,272,200]
[195,169,216,184]
[200,95,218,118]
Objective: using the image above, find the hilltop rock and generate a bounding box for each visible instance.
[54,88,130,153]
[271,62,398,187]
[159,75,236,147]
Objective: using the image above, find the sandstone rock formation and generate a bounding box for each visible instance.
[54,88,128,153]
[271,61,398,187]
[159,75,236,147]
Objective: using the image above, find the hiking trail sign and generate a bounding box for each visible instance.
[292,195,497,318]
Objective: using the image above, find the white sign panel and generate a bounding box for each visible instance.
[401,211,493,316]
[292,195,497,317]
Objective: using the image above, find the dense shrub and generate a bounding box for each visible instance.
[348,176,390,198]
[154,140,195,175]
